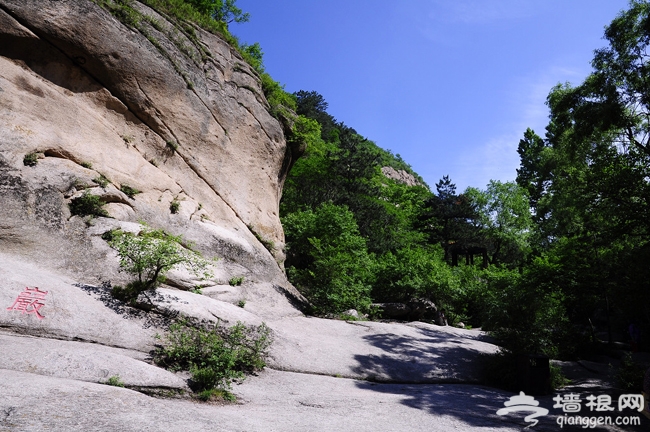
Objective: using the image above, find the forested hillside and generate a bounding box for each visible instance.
[279,1,650,369]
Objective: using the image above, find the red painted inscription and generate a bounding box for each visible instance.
[7,287,48,319]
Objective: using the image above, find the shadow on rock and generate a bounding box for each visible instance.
[352,326,485,383]
[73,282,177,329]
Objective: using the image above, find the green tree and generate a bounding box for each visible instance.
[504,0,650,352]
[294,90,338,140]
[419,176,480,263]
[185,0,249,25]
[465,181,532,266]
[516,128,554,223]
[108,226,213,292]
[282,203,373,314]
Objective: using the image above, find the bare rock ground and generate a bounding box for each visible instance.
[2,254,648,431]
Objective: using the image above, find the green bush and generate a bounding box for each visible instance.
[166,140,179,152]
[107,226,213,293]
[23,152,39,166]
[260,73,296,118]
[93,174,110,188]
[69,191,109,217]
[229,276,244,286]
[120,184,141,198]
[616,353,646,391]
[283,203,373,314]
[155,321,272,394]
[105,375,125,387]
[170,199,180,214]
[550,362,570,390]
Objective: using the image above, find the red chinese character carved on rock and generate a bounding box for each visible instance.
[7,287,48,319]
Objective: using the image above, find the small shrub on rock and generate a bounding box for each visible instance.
[155,321,272,396]
[166,140,178,152]
[120,184,141,199]
[93,174,110,188]
[69,191,108,217]
[229,276,244,286]
[23,152,39,166]
[105,375,125,387]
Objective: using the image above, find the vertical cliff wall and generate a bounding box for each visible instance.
[0,0,303,317]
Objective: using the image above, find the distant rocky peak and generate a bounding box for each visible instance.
[381,166,422,187]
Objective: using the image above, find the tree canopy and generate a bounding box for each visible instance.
[278,2,650,365]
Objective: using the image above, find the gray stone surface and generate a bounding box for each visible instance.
[0,252,158,351]
[3,367,645,432]
[0,368,530,432]
[266,317,499,382]
[0,332,187,390]
[151,287,263,327]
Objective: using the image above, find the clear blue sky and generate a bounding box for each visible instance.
[232,0,631,191]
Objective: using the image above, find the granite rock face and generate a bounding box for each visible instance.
[0,0,304,318]
[381,166,423,187]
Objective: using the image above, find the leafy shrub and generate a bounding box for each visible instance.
[260,73,296,118]
[197,388,235,402]
[93,174,110,188]
[155,321,272,393]
[23,152,39,166]
[616,353,646,391]
[120,184,141,198]
[170,199,180,214]
[229,276,244,286]
[105,375,125,387]
[372,245,454,303]
[550,362,570,389]
[237,299,246,308]
[107,226,213,293]
[69,191,109,217]
[80,161,93,169]
[282,203,373,314]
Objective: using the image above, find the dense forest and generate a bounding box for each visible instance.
[119,0,650,366]
[279,0,650,367]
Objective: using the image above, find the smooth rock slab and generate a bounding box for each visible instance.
[151,287,263,327]
[267,317,499,383]
[0,332,187,390]
[0,368,542,432]
[0,253,159,352]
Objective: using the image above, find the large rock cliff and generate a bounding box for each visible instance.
[0,0,303,318]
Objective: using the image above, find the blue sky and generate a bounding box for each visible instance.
[232,0,631,191]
